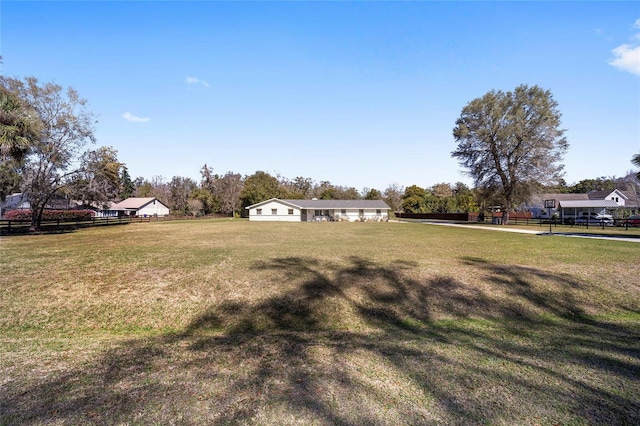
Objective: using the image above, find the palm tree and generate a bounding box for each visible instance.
[633,153,640,180]
[0,86,40,162]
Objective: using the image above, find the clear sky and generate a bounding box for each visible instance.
[1,1,639,192]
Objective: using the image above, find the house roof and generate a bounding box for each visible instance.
[111,197,167,210]
[588,189,627,200]
[283,199,391,210]
[1,192,71,209]
[245,198,302,210]
[246,198,391,210]
[534,193,590,202]
[529,193,587,207]
[558,200,620,209]
[73,200,116,210]
[1,193,28,209]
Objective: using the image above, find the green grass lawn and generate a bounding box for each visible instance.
[1,220,638,425]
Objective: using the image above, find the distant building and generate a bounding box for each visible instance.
[111,197,170,217]
[528,189,638,220]
[246,198,390,222]
[0,192,74,217]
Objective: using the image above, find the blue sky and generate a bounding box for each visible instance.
[1,1,639,192]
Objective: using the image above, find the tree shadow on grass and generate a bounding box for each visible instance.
[1,256,639,424]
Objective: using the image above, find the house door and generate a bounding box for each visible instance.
[301,209,307,221]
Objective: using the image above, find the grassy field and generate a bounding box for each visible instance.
[1,219,639,425]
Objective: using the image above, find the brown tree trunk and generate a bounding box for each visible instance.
[501,194,511,225]
[29,207,40,231]
[502,209,510,225]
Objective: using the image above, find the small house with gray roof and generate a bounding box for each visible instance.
[246,198,390,222]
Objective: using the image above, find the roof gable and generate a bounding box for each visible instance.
[588,189,627,200]
[245,198,303,210]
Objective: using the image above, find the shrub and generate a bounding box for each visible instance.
[3,209,95,221]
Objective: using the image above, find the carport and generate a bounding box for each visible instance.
[558,200,620,222]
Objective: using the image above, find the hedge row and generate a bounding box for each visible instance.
[3,209,96,221]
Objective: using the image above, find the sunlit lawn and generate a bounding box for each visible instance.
[1,220,638,424]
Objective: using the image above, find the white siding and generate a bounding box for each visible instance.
[312,208,388,222]
[249,200,301,222]
[137,201,170,217]
[247,199,389,222]
[606,190,626,207]
[95,210,118,218]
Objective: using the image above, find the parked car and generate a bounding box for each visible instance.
[575,212,614,226]
[623,214,640,227]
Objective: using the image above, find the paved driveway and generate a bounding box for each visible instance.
[419,221,640,243]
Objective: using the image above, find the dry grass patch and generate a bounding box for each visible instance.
[1,220,639,424]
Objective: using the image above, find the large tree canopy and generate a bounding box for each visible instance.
[239,171,280,214]
[1,76,96,229]
[452,84,568,224]
[632,153,640,180]
[0,85,40,163]
[0,85,41,199]
[68,146,123,208]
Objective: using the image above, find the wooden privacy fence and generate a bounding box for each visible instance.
[0,216,132,235]
[395,212,532,223]
[394,212,638,230]
[0,214,231,235]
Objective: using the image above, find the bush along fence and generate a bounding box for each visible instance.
[3,209,96,222]
[1,216,131,235]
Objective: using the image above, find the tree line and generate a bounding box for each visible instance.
[88,166,640,220]
[121,169,407,217]
[2,75,639,228]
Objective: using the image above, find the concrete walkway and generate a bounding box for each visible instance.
[419,220,640,243]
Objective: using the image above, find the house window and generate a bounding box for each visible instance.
[341,209,346,215]
[376,209,381,215]
[257,209,262,215]
[288,209,294,215]
[272,208,277,215]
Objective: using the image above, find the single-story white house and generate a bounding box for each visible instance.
[110,197,170,217]
[246,198,390,222]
